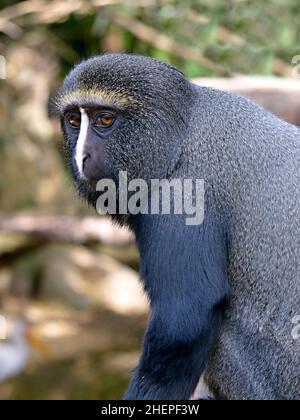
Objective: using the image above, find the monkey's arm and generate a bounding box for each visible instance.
[125,215,231,400]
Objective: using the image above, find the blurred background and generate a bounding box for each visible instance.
[0,0,299,400]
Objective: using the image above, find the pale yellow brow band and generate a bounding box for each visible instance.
[56,89,140,112]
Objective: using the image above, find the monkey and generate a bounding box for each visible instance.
[51,54,300,400]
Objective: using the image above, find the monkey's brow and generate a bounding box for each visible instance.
[56,88,140,114]
[62,101,118,114]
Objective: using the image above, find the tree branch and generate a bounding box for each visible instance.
[0,215,134,245]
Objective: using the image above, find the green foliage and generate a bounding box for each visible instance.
[0,0,296,78]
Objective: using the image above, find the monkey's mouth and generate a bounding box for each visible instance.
[78,176,98,192]
[83,175,96,187]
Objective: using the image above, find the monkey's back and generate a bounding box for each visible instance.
[187,86,300,400]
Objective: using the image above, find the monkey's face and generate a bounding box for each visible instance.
[53,54,193,205]
[63,105,122,182]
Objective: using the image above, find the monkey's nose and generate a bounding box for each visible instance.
[82,153,91,170]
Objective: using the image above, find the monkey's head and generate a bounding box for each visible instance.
[52,54,193,206]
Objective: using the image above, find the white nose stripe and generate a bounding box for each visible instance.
[75,108,89,176]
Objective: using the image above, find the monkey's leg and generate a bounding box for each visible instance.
[124,216,230,400]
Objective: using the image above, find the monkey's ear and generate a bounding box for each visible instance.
[47,94,61,119]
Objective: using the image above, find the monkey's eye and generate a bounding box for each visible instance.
[95,113,115,128]
[67,114,81,129]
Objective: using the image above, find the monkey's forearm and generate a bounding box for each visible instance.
[124,299,228,400]
[124,216,230,400]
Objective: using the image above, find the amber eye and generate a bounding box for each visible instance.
[68,115,81,128]
[96,113,115,127]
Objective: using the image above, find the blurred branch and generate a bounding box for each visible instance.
[0,0,173,39]
[0,0,169,23]
[0,215,134,245]
[112,13,230,75]
[0,17,23,38]
[26,0,125,25]
[195,76,300,126]
[0,0,46,21]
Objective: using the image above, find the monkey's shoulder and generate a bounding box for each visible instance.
[191,83,299,134]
